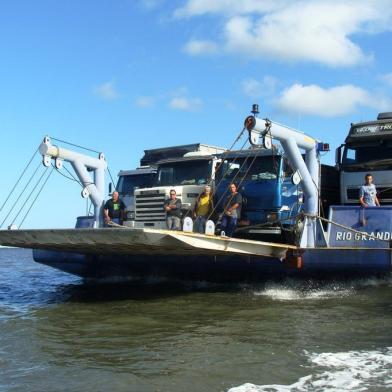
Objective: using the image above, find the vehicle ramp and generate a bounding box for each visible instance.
[0,228,294,259]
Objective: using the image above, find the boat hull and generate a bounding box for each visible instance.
[0,227,390,282]
[33,247,392,282]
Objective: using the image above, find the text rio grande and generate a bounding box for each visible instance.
[335,231,392,241]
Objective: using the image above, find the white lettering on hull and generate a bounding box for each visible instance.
[335,231,391,241]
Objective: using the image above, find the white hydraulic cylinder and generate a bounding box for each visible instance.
[39,136,107,227]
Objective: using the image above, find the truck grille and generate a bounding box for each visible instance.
[135,193,166,222]
[347,187,392,201]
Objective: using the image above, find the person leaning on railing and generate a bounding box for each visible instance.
[359,173,380,208]
[193,185,214,234]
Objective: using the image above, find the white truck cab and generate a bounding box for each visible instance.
[116,167,157,227]
[336,112,392,204]
[134,145,225,229]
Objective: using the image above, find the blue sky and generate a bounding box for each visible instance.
[0,0,391,228]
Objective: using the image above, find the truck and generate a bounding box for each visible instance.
[133,144,225,229]
[214,147,339,241]
[336,112,392,205]
[116,167,157,226]
[116,144,224,227]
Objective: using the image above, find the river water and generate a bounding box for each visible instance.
[0,248,391,392]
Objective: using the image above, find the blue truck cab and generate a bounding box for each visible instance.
[214,148,339,241]
[214,148,301,239]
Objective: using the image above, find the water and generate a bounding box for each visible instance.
[0,248,391,392]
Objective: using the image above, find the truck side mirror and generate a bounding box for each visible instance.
[335,144,344,169]
[108,182,113,194]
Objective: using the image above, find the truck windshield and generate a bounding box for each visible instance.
[216,156,280,181]
[342,143,392,168]
[158,160,212,186]
[116,173,156,195]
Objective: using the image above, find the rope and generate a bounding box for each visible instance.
[302,212,392,244]
[235,213,302,232]
[181,127,248,219]
[0,147,39,213]
[106,220,128,228]
[207,121,280,221]
[0,161,43,229]
[207,145,266,221]
[212,138,249,193]
[19,168,54,228]
[234,208,391,245]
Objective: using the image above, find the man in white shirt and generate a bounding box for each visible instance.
[359,174,380,207]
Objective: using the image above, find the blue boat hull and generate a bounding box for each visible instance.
[33,247,392,282]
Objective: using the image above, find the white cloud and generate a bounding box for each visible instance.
[242,76,278,98]
[135,96,155,108]
[93,82,119,100]
[276,83,391,117]
[183,39,218,55]
[174,0,283,18]
[176,0,392,67]
[169,96,203,111]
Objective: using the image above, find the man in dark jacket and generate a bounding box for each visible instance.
[220,183,242,237]
[164,189,182,230]
[103,191,126,225]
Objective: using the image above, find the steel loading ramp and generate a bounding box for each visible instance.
[0,228,294,259]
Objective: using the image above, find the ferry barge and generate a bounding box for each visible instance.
[0,107,391,281]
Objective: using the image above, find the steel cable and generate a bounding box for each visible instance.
[19,168,54,228]
[207,144,264,221]
[0,147,39,213]
[50,137,101,154]
[181,127,248,219]
[0,161,43,229]
[9,167,49,227]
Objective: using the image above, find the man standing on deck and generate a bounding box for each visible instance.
[359,173,380,208]
[164,189,182,230]
[103,191,126,225]
[220,183,242,237]
[193,185,214,234]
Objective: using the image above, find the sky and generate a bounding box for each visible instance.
[0,0,391,229]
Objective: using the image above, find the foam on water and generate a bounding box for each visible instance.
[254,282,354,301]
[253,275,392,301]
[228,347,392,392]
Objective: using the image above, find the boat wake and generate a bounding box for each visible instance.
[253,275,392,301]
[228,347,392,392]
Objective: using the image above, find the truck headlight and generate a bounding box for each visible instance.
[266,212,278,222]
[126,211,135,220]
